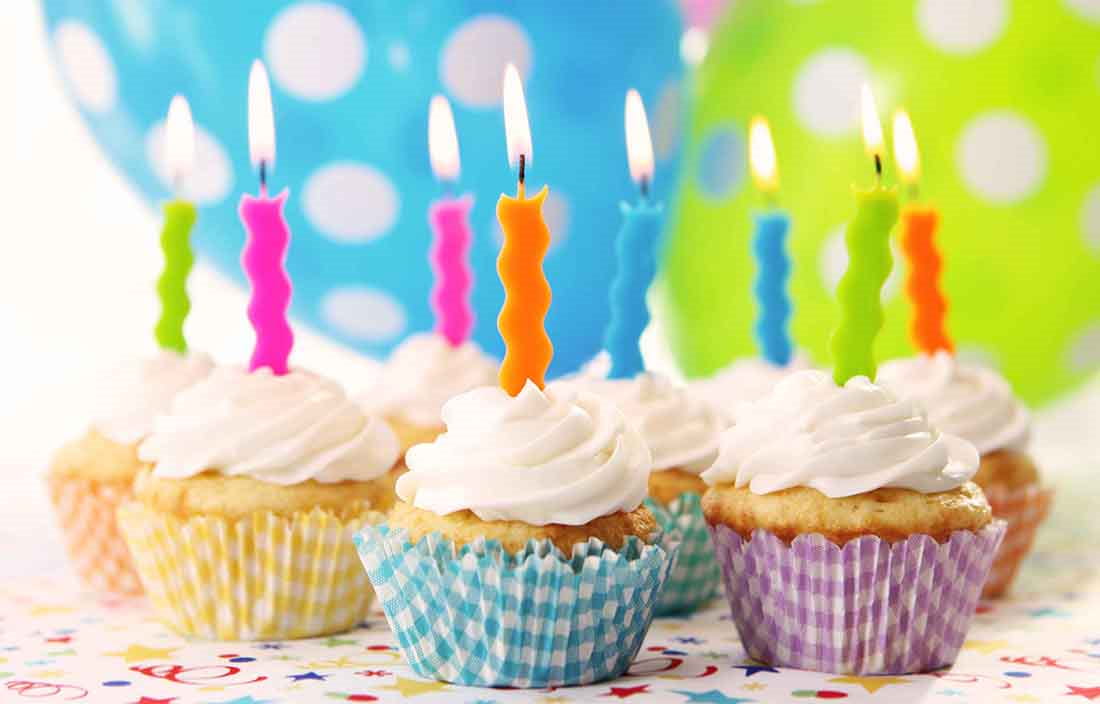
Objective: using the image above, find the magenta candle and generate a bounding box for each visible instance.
[427,94,474,346]
[240,60,294,375]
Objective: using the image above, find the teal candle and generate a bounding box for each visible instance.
[605,89,663,380]
[606,197,664,379]
[751,211,792,366]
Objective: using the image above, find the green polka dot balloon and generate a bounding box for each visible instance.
[664,0,1100,405]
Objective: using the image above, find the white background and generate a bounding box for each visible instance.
[1,1,1097,580]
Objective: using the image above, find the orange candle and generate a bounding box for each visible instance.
[496,64,553,395]
[893,110,952,355]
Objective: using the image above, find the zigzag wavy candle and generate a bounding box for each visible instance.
[155,200,197,352]
[429,195,475,347]
[240,190,294,375]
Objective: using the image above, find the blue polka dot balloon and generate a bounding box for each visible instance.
[43,1,686,374]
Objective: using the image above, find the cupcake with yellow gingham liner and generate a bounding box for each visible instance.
[554,372,724,615]
[878,351,1053,597]
[355,380,680,688]
[47,351,214,595]
[118,364,400,640]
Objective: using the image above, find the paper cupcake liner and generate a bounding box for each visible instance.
[982,483,1053,598]
[46,474,142,595]
[709,521,1006,675]
[645,493,719,615]
[118,502,381,640]
[354,525,680,688]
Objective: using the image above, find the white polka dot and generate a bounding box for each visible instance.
[793,48,870,137]
[145,122,234,205]
[820,223,902,301]
[441,15,532,108]
[680,27,709,67]
[52,21,117,113]
[264,2,366,101]
[491,191,570,251]
[652,79,682,161]
[1082,185,1100,251]
[388,42,410,71]
[917,0,1007,54]
[957,112,1047,203]
[1066,0,1100,22]
[1068,324,1100,372]
[321,287,406,343]
[302,163,399,243]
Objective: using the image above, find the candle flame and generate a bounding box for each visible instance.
[502,63,532,169]
[248,59,276,172]
[164,94,194,191]
[748,116,779,193]
[893,109,921,185]
[429,94,461,183]
[860,83,884,159]
[624,89,654,187]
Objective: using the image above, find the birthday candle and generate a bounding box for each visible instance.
[605,89,663,380]
[830,84,899,385]
[239,60,294,375]
[155,95,197,353]
[427,95,475,347]
[893,109,952,355]
[496,64,553,396]
[747,117,792,367]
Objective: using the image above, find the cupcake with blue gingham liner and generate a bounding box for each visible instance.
[355,380,679,688]
[555,372,723,615]
[701,370,1005,674]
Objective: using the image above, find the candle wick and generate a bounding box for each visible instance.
[639,175,650,200]
[873,152,883,182]
[908,183,920,201]
[764,190,778,209]
[259,160,268,194]
[518,153,526,187]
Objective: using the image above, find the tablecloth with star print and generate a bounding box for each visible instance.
[2,464,1098,704]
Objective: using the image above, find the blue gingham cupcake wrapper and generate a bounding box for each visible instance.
[354,525,680,688]
[645,493,719,615]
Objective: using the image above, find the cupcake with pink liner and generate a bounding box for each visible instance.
[878,351,1051,597]
[701,369,1005,674]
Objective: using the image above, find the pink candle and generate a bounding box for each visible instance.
[427,95,474,346]
[240,60,294,375]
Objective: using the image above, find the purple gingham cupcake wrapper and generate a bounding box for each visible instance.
[709,521,1006,675]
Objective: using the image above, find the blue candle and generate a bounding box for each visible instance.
[752,211,792,366]
[748,117,793,366]
[605,89,664,379]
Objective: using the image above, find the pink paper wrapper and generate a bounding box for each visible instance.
[709,521,1006,675]
[982,483,1053,598]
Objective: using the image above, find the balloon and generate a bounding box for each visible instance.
[43,1,686,376]
[663,0,1100,405]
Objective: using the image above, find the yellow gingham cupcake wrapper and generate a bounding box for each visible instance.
[118,502,382,640]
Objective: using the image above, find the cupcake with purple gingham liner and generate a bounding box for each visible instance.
[700,369,1006,675]
[555,372,724,615]
[355,380,679,688]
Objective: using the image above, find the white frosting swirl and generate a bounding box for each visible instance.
[358,333,498,428]
[397,381,651,525]
[701,370,978,498]
[689,356,810,424]
[555,372,723,474]
[92,351,215,444]
[140,366,399,485]
[877,351,1030,455]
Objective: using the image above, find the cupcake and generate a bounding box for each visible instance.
[701,370,1005,674]
[46,350,213,594]
[117,365,400,640]
[689,355,809,424]
[556,372,723,614]
[359,333,498,452]
[355,381,679,688]
[878,351,1051,596]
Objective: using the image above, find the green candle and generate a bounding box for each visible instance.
[155,200,198,352]
[830,84,900,385]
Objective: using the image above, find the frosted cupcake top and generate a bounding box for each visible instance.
[701,370,978,498]
[877,351,1030,455]
[140,366,399,485]
[358,333,498,428]
[688,355,810,424]
[397,381,651,525]
[92,350,215,444]
[556,372,723,474]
